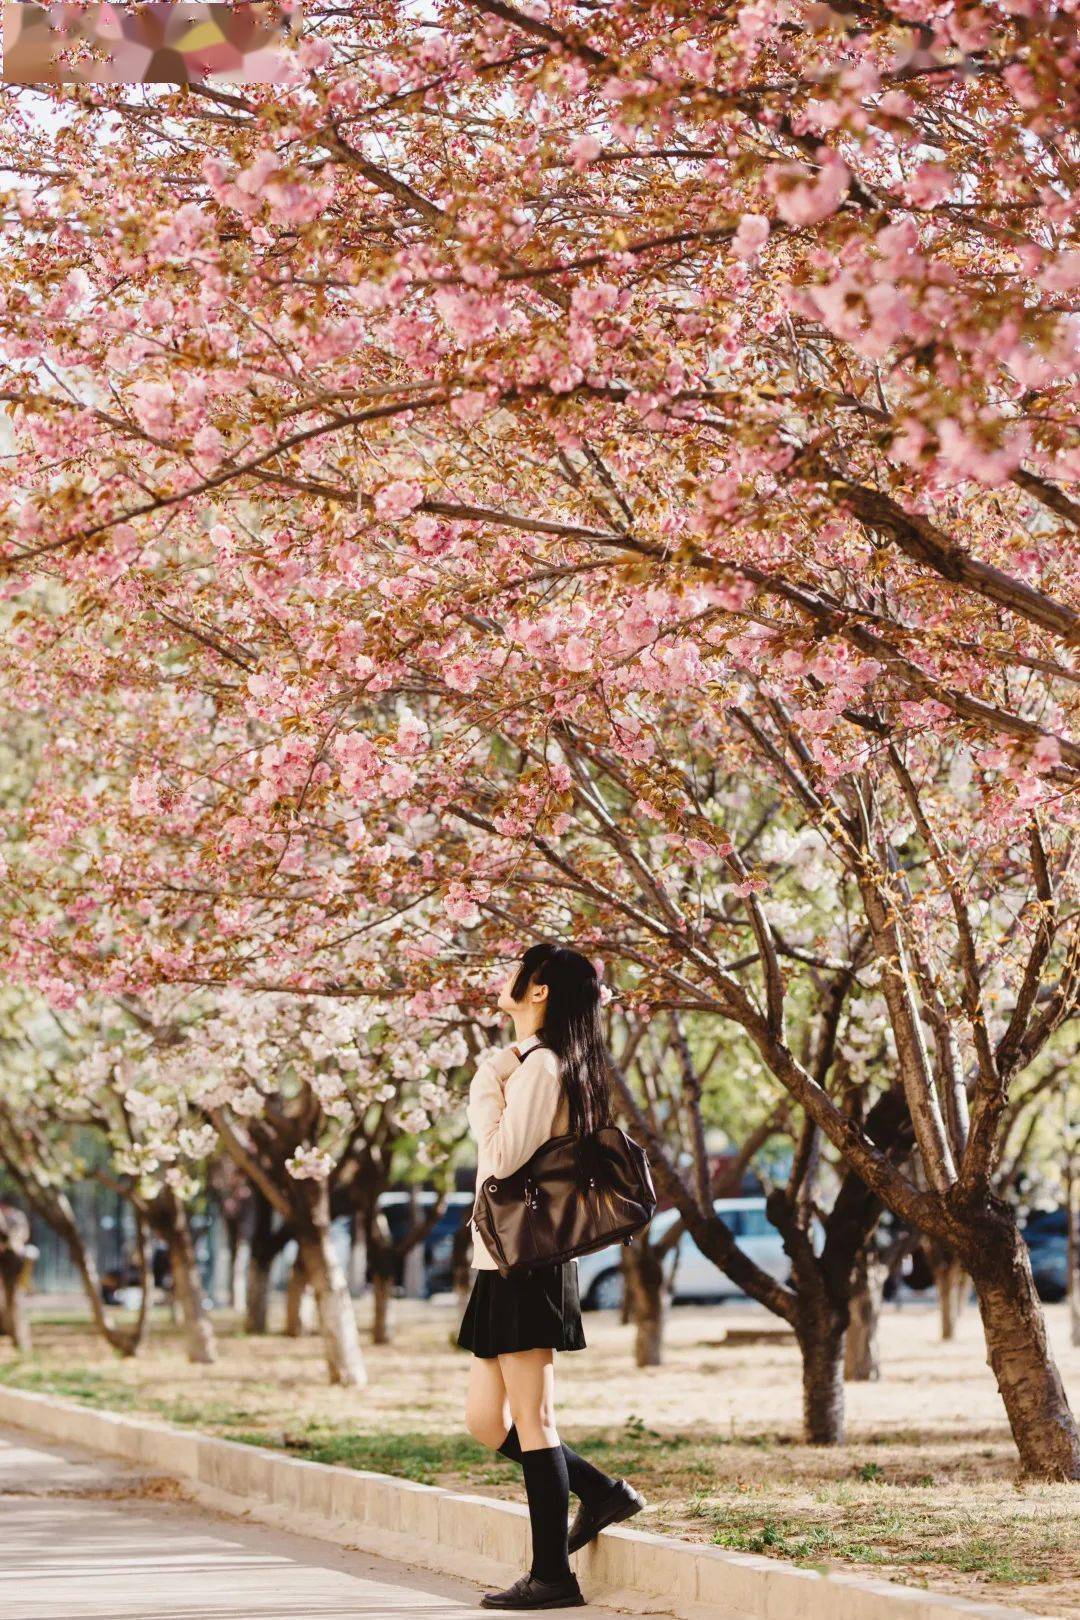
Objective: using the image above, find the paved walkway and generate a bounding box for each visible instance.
[0,1426,649,1620]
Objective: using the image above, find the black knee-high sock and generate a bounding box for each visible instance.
[519,1445,571,1582]
[499,1425,618,1507]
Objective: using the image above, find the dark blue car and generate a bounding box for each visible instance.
[1023,1208,1070,1303]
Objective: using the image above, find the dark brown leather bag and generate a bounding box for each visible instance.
[472,1121,657,1279]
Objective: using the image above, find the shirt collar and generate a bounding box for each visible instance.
[514,1034,543,1058]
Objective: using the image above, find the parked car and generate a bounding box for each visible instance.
[1022,1210,1070,1303]
[376,1190,475,1295]
[1024,1207,1068,1239]
[577,1197,789,1311]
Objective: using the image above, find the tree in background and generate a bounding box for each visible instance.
[0,995,155,1357]
[606,1009,790,1369]
[0,1,1077,1475]
[147,991,474,1381]
[0,1199,35,1353]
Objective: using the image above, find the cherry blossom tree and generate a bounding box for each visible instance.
[0,995,155,1357]
[331,1069,472,1347]
[148,991,470,1382]
[0,0,1077,1474]
[0,989,220,1361]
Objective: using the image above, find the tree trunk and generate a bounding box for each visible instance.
[122,1211,155,1356]
[245,1189,278,1334]
[219,1210,248,1313]
[230,1227,250,1313]
[65,1208,148,1356]
[967,1213,1080,1479]
[348,1212,367,1296]
[245,1248,272,1334]
[1065,1136,1080,1350]
[402,1188,426,1299]
[284,1251,311,1336]
[844,1247,884,1382]
[371,1271,396,1346]
[936,1255,968,1340]
[295,1186,365,1387]
[0,1252,33,1352]
[795,1310,847,1444]
[166,1201,216,1365]
[622,1239,666,1367]
[209,1212,232,1309]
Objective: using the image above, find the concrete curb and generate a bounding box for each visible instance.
[0,1384,1050,1620]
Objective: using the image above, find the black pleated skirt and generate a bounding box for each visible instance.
[457,1260,587,1359]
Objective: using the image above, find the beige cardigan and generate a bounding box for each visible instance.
[467,1036,569,1270]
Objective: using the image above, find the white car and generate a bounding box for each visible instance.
[576,1197,788,1310]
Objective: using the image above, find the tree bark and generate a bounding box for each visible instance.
[937,1255,968,1341]
[295,1185,366,1386]
[619,1255,632,1326]
[966,1207,1080,1479]
[371,1271,396,1346]
[245,1188,278,1334]
[166,1199,217,1365]
[622,1239,666,1367]
[402,1188,426,1299]
[245,1248,272,1334]
[844,1246,884,1382]
[0,1204,33,1352]
[223,1211,249,1314]
[348,1211,368,1296]
[284,1250,309,1337]
[0,1251,33,1352]
[797,1312,847,1444]
[231,1231,250,1312]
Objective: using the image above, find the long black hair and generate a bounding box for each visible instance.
[510,942,611,1138]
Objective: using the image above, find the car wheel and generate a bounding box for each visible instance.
[586,1268,625,1311]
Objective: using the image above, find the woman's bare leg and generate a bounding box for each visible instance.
[498,1347,559,1450]
[465,1354,514,1450]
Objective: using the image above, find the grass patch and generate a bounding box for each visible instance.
[0,1362,140,1410]
[1,1362,281,1438]
[712,1516,876,1566]
[232,1426,498,1486]
[707,1506,1058,1587]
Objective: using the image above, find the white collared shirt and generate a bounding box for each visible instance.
[466,1038,568,1270]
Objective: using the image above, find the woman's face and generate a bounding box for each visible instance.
[496,965,548,1017]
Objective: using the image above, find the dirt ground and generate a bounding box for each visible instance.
[3,1293,1079,1617]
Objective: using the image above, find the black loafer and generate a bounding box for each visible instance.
[568,1479,646,1555]
[480,1571,586,1609]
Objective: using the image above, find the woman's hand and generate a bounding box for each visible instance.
[480,1044,522,1084]
[468,1048,562,1180]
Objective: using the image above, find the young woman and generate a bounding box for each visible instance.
[459,942,645,1611]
